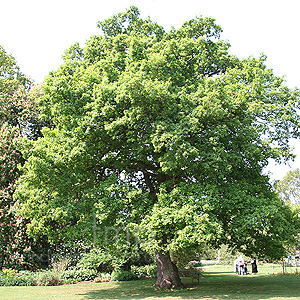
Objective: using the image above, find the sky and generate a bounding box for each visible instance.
[1,0,300,181]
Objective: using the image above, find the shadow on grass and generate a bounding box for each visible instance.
[78,273,300,300]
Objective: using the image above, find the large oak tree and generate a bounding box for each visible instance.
[16,7,300,288]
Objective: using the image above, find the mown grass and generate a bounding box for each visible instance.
[1,264,300,300]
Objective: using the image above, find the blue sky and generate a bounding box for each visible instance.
[1,0,300,180]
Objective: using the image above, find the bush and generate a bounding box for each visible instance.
[36,258,71,286]
[36,271,60,286]
[52,258,70,274]
[2,268,18,276]
[76,249,113,273]
[111,269,138,281]
[61,278,75,285]
[94,274,111,283]
[131,265,157,278]
[94,277,102,283]
[60,249,112,283]
[0,272,36,286]
[98,272,111,282]
[61,267,97,282]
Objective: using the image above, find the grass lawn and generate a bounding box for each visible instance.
[1,264,300,300]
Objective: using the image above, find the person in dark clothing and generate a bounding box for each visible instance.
[244,262,248,275]
[251,258,258,274]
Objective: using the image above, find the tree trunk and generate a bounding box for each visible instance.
[155,249,183,289]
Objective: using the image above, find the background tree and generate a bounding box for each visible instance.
[0,45,30,96]
[15,7,300,288]
[276,168,300,205]
[0,45,49,269]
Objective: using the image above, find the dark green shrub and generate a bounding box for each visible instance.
[76,248,113,273]
[111,269,138,281]
[131,265,157,278]
[62,248,113,282]
[61,267,97,282]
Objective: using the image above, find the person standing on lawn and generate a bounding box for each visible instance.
[238,256,245,275]
[251,258,258,274]
[234,258,239,274]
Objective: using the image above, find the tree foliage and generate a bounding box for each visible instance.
[276,168,300,205]
[15,7,300,287]
[0,45,49,269]
[0,45,30,96]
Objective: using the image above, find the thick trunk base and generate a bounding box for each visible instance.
[155,250,183,289]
